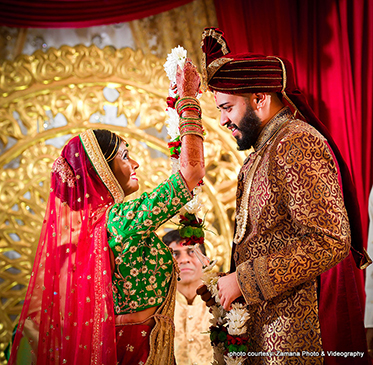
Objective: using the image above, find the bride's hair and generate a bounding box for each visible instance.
[93,129,121,167]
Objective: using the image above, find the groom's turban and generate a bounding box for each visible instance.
[201,28,286,94]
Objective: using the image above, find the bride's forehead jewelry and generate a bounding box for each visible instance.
[120,137,129,149]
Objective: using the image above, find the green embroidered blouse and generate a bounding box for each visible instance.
[106,172,192,315]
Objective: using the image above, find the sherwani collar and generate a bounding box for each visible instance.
[254,107,294,152]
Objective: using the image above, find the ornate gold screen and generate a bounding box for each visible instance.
[0,45,245,361]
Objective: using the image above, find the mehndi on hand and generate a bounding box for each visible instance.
[176,58,201,98]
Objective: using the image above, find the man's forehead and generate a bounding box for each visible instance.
[214,91,225,102]
[214,91,237,104]
[170,241,193,250]
[215,91,253,107]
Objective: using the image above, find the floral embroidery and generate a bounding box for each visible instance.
[130,268,139,276]
[126,211,135,219]
[126,344,134,352]
[115,256,123,265]
[152,206,161,215]
[129,301,138,310]
[144,219,152,227]
[172,197,181,205]
[107,172,192,314]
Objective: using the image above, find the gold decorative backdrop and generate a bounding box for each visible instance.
[0,45,245,362]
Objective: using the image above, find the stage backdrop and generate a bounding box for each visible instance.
[0,44,246,363]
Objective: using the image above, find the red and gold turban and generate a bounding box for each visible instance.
[201,28,284,93]
[201,27,303,119]
[201,27,369,269]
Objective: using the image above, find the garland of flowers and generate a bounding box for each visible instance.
[163,46,205,245]
[201,271,252,365]
[164,46,252,365]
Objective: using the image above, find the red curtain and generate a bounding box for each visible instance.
[0,0,194,28]
[214,0,372,357]
[214,0,373,250]
[215,0,373,246]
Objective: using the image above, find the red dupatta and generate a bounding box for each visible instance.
[9,130,125,365]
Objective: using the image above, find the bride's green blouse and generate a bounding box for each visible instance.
[107,171,191,315]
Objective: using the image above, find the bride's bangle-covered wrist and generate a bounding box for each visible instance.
[179,117,204,140]
[176,96,201,117]
[176,96,203,139]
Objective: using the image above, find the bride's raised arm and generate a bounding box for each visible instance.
[175,60,205,191]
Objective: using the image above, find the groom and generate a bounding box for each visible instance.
[198,27,370,364]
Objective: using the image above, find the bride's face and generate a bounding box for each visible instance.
[111,141,140,196]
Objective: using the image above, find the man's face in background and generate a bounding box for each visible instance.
[169,241,204,285]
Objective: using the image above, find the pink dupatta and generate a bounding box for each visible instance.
[9,130,125,365]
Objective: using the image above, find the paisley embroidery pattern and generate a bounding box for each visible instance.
[234,108,350,362]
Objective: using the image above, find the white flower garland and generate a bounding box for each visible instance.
[201,268,251,365]
[163,46,202,215]
[164,45,187,85]
[164,46,251,364]
[165,107,180,142]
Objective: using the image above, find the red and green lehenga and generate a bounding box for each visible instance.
[9,129,192,365]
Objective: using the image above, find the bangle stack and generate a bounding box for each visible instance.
[176,97,204,140]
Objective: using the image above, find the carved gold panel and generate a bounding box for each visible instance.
[0,44,246,362]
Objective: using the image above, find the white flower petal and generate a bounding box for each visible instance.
[184,192,203,214]
[165,107,180,141]
[226,303,250,336]
[163,46,187,83]
[171,158,180,174]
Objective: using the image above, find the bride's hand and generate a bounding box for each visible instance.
[176,58,201,98]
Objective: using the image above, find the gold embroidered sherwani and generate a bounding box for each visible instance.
[174,291,213,365]
[233,107,351,364]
